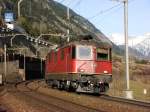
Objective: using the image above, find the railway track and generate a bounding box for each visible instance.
[0,86,7,112]
[100,95,150,109]
[27,80,150,111]
[15,80,105,112]
[35,80,150,109]
[1,80,149,112]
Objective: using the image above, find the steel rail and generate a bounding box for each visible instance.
[30,80,150,109]
[17,80,105,112]
[101,95,150,108]
[14,80,72,112]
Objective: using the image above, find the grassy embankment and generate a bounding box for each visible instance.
[107,55,150,102]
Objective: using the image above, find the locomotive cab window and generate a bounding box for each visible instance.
[97,48,108,60]
[77,46,92,60]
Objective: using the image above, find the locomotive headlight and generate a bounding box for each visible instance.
[80,69,85,72]
[99,81,103,84]
[104,71,108,74]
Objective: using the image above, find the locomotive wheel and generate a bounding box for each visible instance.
[58,81,65,90]
[64,83,70,91]
[65,81,75,91]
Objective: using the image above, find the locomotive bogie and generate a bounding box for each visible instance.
[45,73,112,93]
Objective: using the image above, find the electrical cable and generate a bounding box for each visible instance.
[59,0,66,3]
[72,0,82,9]
[92,0,136,22]
[88,3,122,20]
[88,0,135,20]
[66,0,74,6]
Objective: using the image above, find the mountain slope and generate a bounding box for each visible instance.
[118,45,144,58]
[0,0,125,56]
[110,33,150,59]
[15,0,111,44]
[3,0,112,43]
[134,37,150,58]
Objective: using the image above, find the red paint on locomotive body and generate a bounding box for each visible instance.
[46,46,73,73]
[95,61,112,75]
[45,42,112,75]
[45,40,112,93]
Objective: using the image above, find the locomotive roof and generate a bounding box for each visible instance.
[57,40,111,49]
[50,35,112,51]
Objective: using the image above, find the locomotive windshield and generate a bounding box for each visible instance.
[77,46,92,60]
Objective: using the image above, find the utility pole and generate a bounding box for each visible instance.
[4,44,7,84]
[23,52,26,81]
[111,0,132,99]
[18,0,23,18]
[67,7,70,21]
[123,0,133,99]
[29,0,32,16]
[67,7,70,42]
[35,22,41,57]
[124,0,130,91]
[0,6,2,17]
[40,58,43,77]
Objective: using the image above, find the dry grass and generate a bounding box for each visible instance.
[108,60,150,102]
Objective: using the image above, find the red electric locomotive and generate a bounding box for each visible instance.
[45,35,112,94]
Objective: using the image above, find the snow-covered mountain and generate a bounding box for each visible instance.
[135,37,150,57]
[109,33,150,59]
[110,33,149,46]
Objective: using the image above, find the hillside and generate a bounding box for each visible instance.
[0,0,110,43]
[0,0,122,48]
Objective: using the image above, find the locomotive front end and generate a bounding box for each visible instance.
[75,44,112,94]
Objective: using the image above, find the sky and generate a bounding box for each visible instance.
[54,0,150,45]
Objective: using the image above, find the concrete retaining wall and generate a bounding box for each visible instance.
[0,61,23,83]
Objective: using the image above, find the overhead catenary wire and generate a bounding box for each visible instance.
[66,0,74,6]
[72,0,134,41]
[58,0,74,8]
[88,0,135,20]
[93,2,134,37]
[95,4,123,22]
[88,3,122,20]
[72,0,82,9]
[59,0,66,3]
[95,0,136,23]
